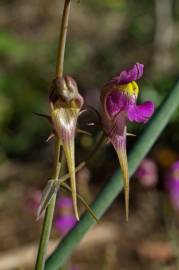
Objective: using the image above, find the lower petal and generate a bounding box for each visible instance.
[128,101,155,123]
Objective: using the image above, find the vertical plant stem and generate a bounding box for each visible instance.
[56,0,71,78]
[35,141,61,270]
[35,0,72,269]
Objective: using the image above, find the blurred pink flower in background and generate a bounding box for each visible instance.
[26,188,42,214]
[54,196,77,235]
[165,161,179,209]
[26,190,76,234]
[135,158,158,188]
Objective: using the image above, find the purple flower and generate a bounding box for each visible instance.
[165,161,179,209]
[135,158,158,188]
[100,63,155,220]
[54,196,77,235]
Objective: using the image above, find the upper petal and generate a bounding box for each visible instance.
[128,101,155,123]
[110,63,144,85]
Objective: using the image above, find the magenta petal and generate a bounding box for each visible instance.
[110,63,144,85]
[128,101,155,123]
[114,112,128,137]
[106,91,128,117]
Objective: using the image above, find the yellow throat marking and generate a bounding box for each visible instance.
[116,81,139,97]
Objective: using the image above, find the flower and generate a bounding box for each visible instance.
[100,63,155,220]
[165,161,179,210]
[54,196,77,235]
[135,158,158,188]
[49,76,84,220]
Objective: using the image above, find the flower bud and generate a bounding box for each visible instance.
[49,76,81,106]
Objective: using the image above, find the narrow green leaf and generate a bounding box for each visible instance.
[45,82,179,270]
[37,180,59,220]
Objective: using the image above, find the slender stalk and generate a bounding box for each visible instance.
[35,141,61,270]
[56,0,71,78]
[35,0,72,269]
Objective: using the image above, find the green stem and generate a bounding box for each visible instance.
[35,140,61,270]
[45,82,179,270]
[56,0,71,78]
[35,0,72,269]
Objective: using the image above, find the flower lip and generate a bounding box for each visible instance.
[128,101,155,123]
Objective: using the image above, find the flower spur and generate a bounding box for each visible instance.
[100,63,155,220]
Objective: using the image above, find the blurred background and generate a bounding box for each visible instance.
[0,0,179,269]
